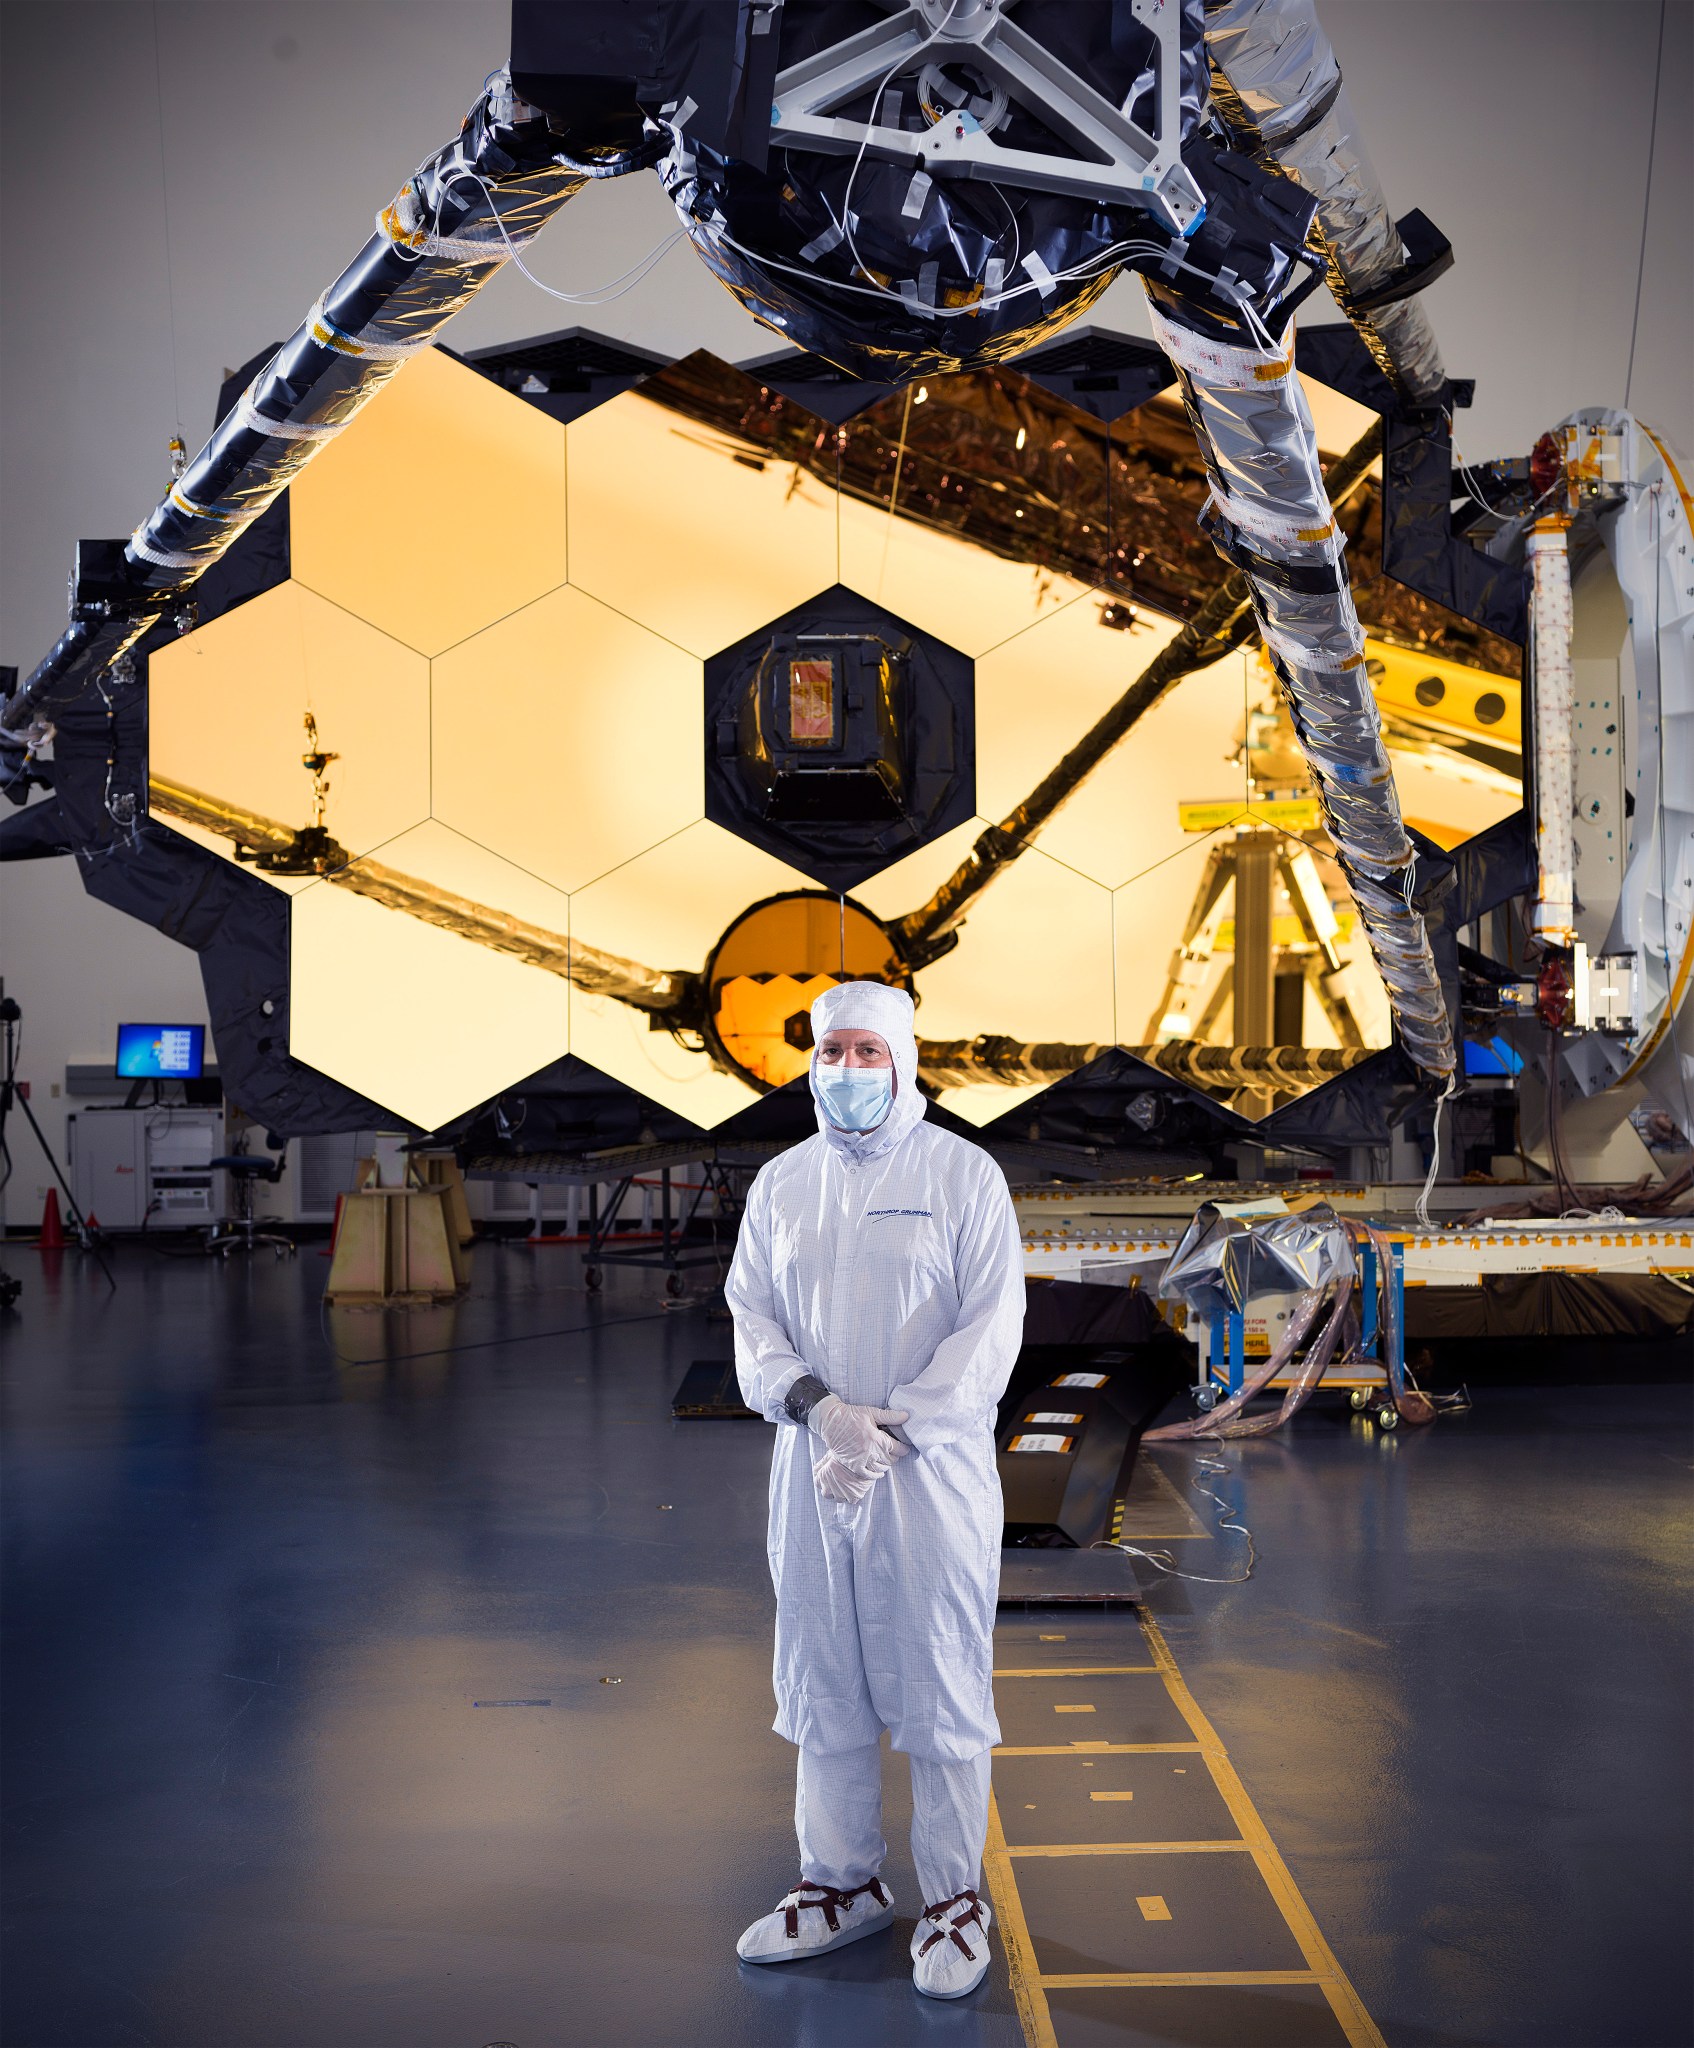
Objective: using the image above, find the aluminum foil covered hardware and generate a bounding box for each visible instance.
[1145,291,1455,1076]
[1146,1213,1438,1442]
[1204,0,1445,403]
[4,71,588,733]
[1157,1199,1353,1322]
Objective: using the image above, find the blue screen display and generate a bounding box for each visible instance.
[1462,1034,1524,1078]
[115,1023,206,1079]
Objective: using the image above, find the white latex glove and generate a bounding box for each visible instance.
[814,1449,879,1506]
[808,1394,911,1473]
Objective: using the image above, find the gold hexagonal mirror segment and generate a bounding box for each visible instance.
[289,822,572,1132]
[431,584,704,893]
[973,601,1252,889]
[564,380,839,656]
[148,581,429,895]
[887,841,1118,1129]
[290,347,568,657]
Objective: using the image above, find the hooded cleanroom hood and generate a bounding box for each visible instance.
[808,981,926,1160]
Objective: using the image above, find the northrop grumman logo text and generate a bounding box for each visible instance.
[867,1208,933,1219]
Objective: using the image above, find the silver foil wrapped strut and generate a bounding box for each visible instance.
[1204,0,1445,403]
[4,71,586,733]
[1145,294,1456,1075]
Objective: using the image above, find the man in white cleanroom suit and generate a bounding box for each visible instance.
[725,980,1026,2001]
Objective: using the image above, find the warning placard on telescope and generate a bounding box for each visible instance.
[1008,1433,1074,1455]
[1026,1410,1083,1426]
[1050,1372,1108,1389]
[1177,797,1322,833]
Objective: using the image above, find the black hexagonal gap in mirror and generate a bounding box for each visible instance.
[705,583,974,893]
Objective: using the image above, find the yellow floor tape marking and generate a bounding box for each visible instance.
[1139,1611,1387,2048]
[993,1665,1159,1677]
[1090,1790,1135,1801]
[1041,1969,1321,1990]
[1052,1703,1097,1713]
[984,1789,1059,2048]
[1009,1840,1248,1858]
[1137,1895,1173,1921]
[993,1742,1201,1756]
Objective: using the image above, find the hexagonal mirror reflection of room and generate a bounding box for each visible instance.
[148,581,430,895]
[289,346,569,659]
[565,371,840,658]
[432,584,704,894]
[289,820,573,1133]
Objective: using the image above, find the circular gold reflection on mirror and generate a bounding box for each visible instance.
[705,891,911,1090]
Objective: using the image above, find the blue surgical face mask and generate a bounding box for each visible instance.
[814,1063,894,1133]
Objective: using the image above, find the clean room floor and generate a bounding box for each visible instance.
[3,1241,1690,2048]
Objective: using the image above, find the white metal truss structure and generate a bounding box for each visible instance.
[770,0,1207,234]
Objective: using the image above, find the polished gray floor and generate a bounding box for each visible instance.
[2,1241,1690,2048]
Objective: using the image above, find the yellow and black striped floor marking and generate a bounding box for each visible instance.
[984,1613,1385,2048]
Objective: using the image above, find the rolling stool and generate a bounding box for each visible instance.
[208,1136,296,1258]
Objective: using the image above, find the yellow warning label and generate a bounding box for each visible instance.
[1178,798,1324,833]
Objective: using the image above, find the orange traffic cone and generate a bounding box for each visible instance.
[38,1189,65,1249]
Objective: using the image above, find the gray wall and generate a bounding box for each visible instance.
[2,0,1688,1215]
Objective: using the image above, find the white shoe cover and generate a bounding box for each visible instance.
[736,1877,894,1964]
[911,1889,993,1999]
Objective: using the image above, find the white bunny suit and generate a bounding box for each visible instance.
[725,981,1026,1903]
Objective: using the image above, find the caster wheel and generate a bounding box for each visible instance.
[1193,1385,1217,1412]
[584,1265,603,1291]
[665,1272,685,1298]
[1376,1405,1399,1431]
[1350,1389,1369,1412]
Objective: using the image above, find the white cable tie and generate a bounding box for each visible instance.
[374,204,535,264]
[1145,293,1291,386]
[231,393,337,441]
[128,527,205,571]
[984,255,1005,296]
[306,295,433,362]
[902,168,933,221]
[1214,487,1344,556]
[424,228,527,261]
[1259,621,1367,673]
[880,87,903,129]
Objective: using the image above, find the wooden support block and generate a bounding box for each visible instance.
[325,1187,469,1303]
[413,1150,474,1246]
